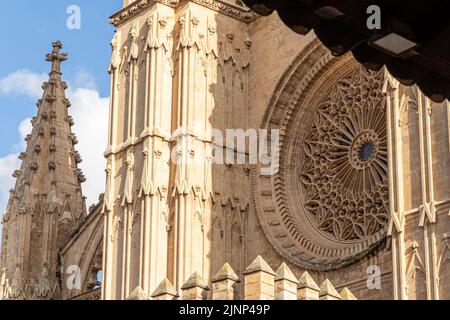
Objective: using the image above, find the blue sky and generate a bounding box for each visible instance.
[0,1,122,212]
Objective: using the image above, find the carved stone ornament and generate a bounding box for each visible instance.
[48,161,57,171]
[66,116,75,126]
[74,150,83,164]
[71,133,79,145]
[12,170,22,179]
[63,98,71,108]
[252,39,388,271]
[45,95,56,103]
[30,162,38,171]
[75,168,86,183]
[109,0,257,27]
[19,204,30,215]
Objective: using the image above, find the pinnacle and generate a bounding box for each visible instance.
[340,287,357,300]
[212,263,240,282]
[3,41,87,272]
[20,42,85,189]
[297,271,320,291]
[320,279,341,299]
[181,272,209,290]
[126,286,148,300]
[243,255,276,276]
[151,279,179,298]
[275,263,298,283]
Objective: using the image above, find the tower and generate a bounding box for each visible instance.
[103,0,253,299]
[0,42,87,300]
[104,1,450,301]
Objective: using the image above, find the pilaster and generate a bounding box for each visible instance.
[384,71,407,300]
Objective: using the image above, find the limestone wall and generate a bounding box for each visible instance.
[102,0,450,301]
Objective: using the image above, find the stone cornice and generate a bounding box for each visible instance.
[109,0,258,26]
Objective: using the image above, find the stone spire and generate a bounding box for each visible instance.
[0,41,87,300]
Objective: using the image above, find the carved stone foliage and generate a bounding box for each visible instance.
[253,40,389,271]
[85,246,103,291]
[301,66,388,241]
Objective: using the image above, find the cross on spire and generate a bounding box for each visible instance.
[45,41,68,77]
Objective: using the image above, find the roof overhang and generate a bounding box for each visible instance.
[243,0,450,102]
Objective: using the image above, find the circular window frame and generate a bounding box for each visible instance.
[252,39,388,271]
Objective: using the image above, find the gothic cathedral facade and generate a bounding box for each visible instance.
[2,0,450,300]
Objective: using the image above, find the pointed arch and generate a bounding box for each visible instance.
[405,243,427,300]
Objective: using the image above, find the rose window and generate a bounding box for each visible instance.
[300,67,389,241]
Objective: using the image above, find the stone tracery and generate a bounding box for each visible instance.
[253,42,390,271]
[300,66,389,241]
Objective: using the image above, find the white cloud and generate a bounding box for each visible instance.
[0,69,47,99]
[0,69,109,214]
[67,87,109,208]
[74,69,98,91]
[18,118,33,141]
[9,118,33,153]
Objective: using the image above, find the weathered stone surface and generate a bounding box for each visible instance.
[212,264,240,300]
[182,272,209,290]
[275,263,298,300]
[275,263,298,283]
[2,0,450,302]
[297,272,320,300]
[212,263,240,283]
[244,256,276,276]
[152,279,179,299]
[320,280,341,301]
[0,41,87,300]
[127,286,148,300]
[340,287,357,300]
[181,272,210,300]
[297,272,320,291]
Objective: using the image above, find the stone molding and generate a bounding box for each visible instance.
[110,0,258,26]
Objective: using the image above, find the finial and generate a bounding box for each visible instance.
[45,41,68,77]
